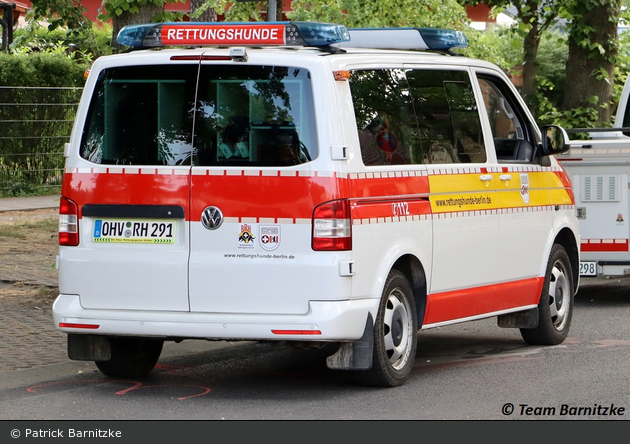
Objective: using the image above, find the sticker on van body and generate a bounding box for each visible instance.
[260,225,280,251]
[238,224,255,249]
[93,219,176,244]
[520,173,530,204]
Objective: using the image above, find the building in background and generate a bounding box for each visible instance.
[10,1,509,28]
[467,3,516,31]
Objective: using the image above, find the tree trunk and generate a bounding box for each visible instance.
[110,4,163,53]
[190,0,217,22]
[521,21,540,116]
[562,0,621,124]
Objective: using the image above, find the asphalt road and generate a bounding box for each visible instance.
[0,275,628,422]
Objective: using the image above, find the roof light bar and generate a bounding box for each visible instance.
[116,21,350,48]
[341,27,468,51]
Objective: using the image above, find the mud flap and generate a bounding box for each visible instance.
[67,334,112,361]
[497,308,539,328]
[326,313,373,370]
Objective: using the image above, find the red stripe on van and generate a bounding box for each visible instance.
[64,169,432,221]
[423,277,543,325]
[348,173,430,198]
[581,239,629,252]
[61,170,190,218]
[190,172,347,221]
[351,198,431,220]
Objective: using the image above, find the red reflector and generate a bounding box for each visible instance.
[271,330,322,335]
[170,55,232,61]
[170,55,201,60]
[59,323,100,329]
[312,237,351,251]
[202,55,232,61]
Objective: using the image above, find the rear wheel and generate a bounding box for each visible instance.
[95,337,163,378]
[358,270,417,387]
[521,244,574,345]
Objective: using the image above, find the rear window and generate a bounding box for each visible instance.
[81,64,317,167]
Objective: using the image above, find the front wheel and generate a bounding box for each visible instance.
[520,244,574,345]
[357,270,418,387]
[95,337,163,378]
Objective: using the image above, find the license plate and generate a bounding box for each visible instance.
[579,261,597,276]
[93,219,176,244]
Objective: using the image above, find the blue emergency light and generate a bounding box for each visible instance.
[343,27,468,51]
[116,21,467,52]
[116,22,351,48]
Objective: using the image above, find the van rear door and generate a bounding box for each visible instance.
[186,61,330,315]
[60,62,199,312]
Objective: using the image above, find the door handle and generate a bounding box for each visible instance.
[499,174,512,181]
[479,174,493,181]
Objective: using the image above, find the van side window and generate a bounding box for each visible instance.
[350,69,418,165]
[350,68,486,165]
[477,76,536,163]
[406,70,486,164]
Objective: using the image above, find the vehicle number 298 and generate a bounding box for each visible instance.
[579,261,597,276]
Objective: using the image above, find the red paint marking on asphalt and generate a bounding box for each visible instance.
[115,382,211,400]
[26,379,212,400]
[27,381,61,393]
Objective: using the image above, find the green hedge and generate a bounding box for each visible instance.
[0,52,89,87]
[0,53,88,196]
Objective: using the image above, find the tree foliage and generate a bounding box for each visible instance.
[94,0,185,52]
[25,0,92,33]
[461,1,565,114]
[11,24,113,60]
[288,0,469,29]
[20,0,630,127]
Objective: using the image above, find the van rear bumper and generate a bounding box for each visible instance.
[52,294,379,342]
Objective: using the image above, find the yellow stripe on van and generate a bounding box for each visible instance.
[429,173,496,213]
[428,170,570,213]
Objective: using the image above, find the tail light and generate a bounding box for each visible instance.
[59,196,79,246]
[312,199,351,251]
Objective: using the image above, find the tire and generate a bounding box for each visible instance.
[95,337,163,378]
[521,244,574,345]
[357,269,418,387]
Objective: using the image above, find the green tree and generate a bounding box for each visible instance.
[561,0,623,124]
[461,1,565,114]
[287,0,469,29]
[97,0,185,52]
[190,0,217,22]
[25,0,92,34]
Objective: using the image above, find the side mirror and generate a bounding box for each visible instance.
[540,125,570,156]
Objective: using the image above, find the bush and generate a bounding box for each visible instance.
[0,51,88,87]
[0,26,97,197]
[11,24,113,61]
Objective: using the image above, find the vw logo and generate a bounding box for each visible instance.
[201,206,224,230]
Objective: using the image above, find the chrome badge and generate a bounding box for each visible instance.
[201,206,224,230]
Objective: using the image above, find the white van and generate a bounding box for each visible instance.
[54,21,580,387]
